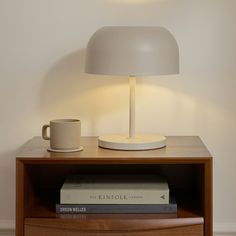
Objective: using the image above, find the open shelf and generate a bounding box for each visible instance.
[24,163,204,231]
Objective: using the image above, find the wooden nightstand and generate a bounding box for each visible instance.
[16,136,212,236]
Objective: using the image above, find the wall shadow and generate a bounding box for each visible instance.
[39,49,127,135]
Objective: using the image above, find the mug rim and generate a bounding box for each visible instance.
[50,119,80,123]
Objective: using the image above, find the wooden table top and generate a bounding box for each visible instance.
[16,136,212,163]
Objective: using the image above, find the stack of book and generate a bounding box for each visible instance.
[56,174,177,214]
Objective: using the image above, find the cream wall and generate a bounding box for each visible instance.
[0,0,236,233]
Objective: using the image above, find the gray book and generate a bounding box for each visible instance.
[60,175,169,205]
[56,198,177,214]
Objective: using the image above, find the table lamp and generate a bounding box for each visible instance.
[85,26,179,150]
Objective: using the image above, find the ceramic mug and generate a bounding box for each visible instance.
[42,119,82,152]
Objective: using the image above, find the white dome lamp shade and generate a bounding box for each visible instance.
[85,26,179,150]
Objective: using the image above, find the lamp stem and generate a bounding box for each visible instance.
[129,76,136,139]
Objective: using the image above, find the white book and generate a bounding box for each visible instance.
[60,175,169,204]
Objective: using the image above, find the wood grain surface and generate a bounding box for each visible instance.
[16,136,211,163]
[25,222,203,236]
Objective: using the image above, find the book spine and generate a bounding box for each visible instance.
[56,204,177,214]
[60,190,169,204]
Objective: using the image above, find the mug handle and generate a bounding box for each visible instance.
[42,125,50,140]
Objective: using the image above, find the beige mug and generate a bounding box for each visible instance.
[42,119,83,152]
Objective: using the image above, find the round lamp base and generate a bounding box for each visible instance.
[98,134,166,150]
